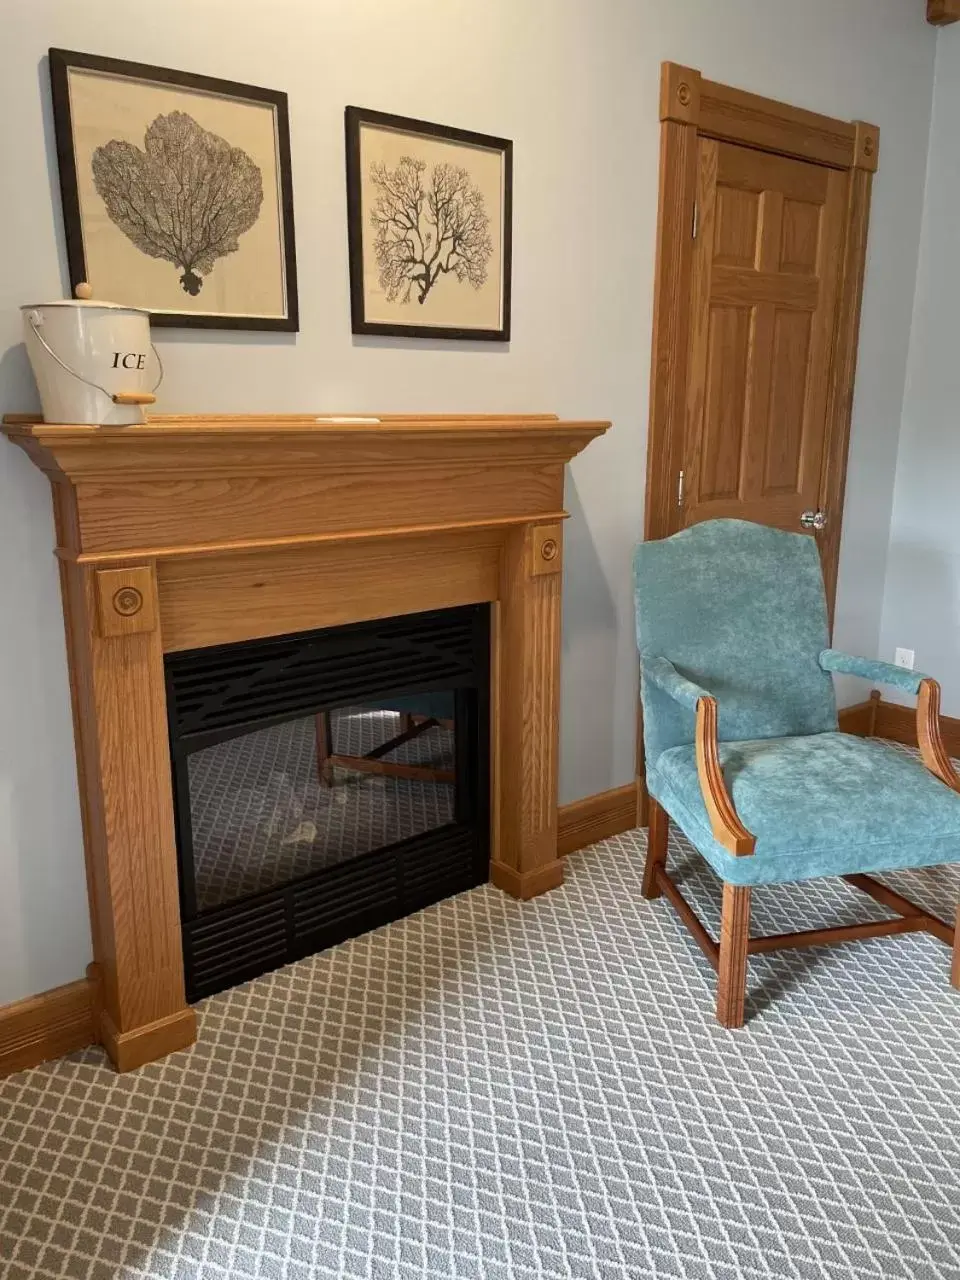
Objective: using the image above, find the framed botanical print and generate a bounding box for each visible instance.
[345,107,512,341]
[48,48,299,330]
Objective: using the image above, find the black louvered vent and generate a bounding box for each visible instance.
[167,606,489,1002]
[184,895,288,1001]
[166,607,481,745]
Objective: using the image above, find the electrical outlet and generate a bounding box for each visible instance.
[894,647,915,670]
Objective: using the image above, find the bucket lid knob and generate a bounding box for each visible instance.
[74,282,93,300]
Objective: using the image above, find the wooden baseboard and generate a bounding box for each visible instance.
[837,691,880,736]
[557,781,640,856]
[841,691,960,757]
[490,857,565,899]
[875,697,960,757]
[100,1005,197,1073]
[873,699,919,746]
[0,976,95,1080]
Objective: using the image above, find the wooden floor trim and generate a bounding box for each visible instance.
[557,782,640,857]
[874,697,960,758]
[842,692,960,758]
[490,858,565,900]
[99,1006,197,1074]
[837,693,880,737]
[0,976,95,1080]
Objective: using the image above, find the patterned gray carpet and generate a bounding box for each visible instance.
[1,826,959,1279]
[189,711,455,910]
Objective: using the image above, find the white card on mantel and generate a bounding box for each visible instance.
[314,416,381,424]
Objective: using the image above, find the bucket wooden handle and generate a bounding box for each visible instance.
[112,392,157,406]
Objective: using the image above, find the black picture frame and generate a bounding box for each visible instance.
[345,106,512,342]
[48,48,299,331]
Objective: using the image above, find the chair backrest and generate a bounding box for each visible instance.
[634,519,837,767]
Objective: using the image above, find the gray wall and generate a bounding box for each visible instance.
[879,27,960,711]
[0,0,937,1002]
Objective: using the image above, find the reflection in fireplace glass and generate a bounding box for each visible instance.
[187,703,456,912]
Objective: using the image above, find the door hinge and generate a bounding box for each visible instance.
[692,202,698,240]
[677,469,685,508]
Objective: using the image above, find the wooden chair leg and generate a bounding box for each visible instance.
[642,797,668,899]
[717,884,751,1028]
[952,906,960,990]
[315,711,333,785]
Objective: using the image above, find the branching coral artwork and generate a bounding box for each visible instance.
[368,156,493,306]
[92,111,264,296]
[345,106,510,338]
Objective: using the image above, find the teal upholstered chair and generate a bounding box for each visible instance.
[634,518,960,1027]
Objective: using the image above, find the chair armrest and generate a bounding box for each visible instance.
[916,679,960,792]
[819,651,960,791]
[818,648,926,695]
[642,655,756,856]
[641,654,711,709]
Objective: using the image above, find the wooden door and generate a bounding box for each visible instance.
[681,138,848,535]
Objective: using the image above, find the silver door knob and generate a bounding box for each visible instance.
[800,510,827,531]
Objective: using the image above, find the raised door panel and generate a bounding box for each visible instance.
[699,306,751,501]
[779,199,821,275]
[713,186,759,267]
[683,138,849,535]
[760,308,811,495]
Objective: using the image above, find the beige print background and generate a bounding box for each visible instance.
[69,68,286,318]
[359,123,504,329]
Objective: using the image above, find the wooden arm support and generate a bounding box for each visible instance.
[917,678,960,791]
[695,696,756,855]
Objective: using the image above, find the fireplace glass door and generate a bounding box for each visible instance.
[165,607,489,1000]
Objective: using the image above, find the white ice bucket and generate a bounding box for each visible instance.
[22,284,162,425]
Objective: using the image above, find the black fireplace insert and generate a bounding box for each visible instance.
[165,605,490,1001]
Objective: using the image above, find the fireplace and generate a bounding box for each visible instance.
[2,412,608,1069]
[166,605,490,1000]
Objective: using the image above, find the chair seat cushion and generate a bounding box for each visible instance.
[648,731,960,886]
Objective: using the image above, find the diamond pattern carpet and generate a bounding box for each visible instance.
[1,827,959,1279]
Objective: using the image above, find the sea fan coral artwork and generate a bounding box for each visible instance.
[91,111,264,295]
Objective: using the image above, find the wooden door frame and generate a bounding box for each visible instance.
[637,62,878,820]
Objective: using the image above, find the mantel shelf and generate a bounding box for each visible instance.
[3,411,608,560]
[3,410,599,436]
[2,412,609,491]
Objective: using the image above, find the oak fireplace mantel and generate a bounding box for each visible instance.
[2,412,609,1071]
